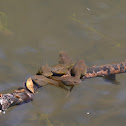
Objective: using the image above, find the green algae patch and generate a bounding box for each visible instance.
[0,11,13,36]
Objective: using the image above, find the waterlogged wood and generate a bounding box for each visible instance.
[0,59,126,112]
[83,61,126,79]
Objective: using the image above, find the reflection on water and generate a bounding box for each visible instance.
[0,0,126,125]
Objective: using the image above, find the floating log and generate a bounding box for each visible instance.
[0,83,39,112]
[0,61,126,113]
[83,61,126,79]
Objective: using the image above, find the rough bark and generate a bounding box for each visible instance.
[0,61,126,112]
[83,61,126,79]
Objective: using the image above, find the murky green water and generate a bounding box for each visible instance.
[0,0,126,125]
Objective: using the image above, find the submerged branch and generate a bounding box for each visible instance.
[0,61,126,112]
[83,61,126,79]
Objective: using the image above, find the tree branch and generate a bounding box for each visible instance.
[83,61,126,78]
[0,61,126,113]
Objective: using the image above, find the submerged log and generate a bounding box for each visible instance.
[83,61,126,79]
[0,83,39,112]
[0,61,126,112]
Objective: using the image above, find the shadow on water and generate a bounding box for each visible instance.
[103,74,120,85]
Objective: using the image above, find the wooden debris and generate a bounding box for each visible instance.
[0,51,126,112]
[83,61,126,79]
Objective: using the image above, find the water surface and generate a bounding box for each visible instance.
[0,0,126,126]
